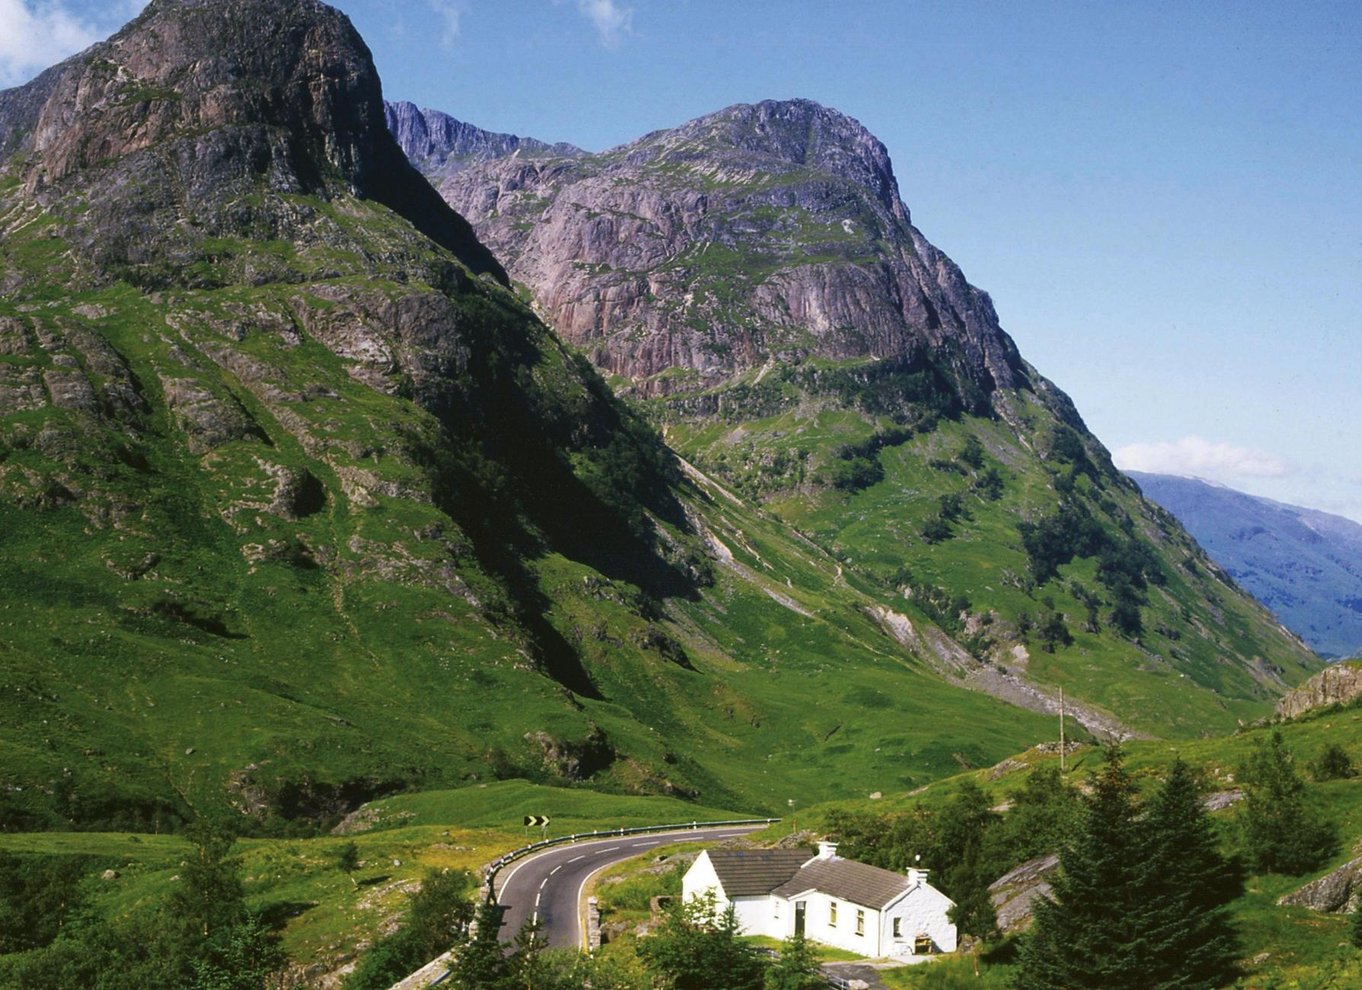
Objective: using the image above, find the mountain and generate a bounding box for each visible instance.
[1129,473,1362,659]
[0,0,1320,836]
[398,102,1321,736]
[0,0,1088,833]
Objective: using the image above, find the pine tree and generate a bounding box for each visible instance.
[638,891,765,990]
[1239,730,1336,874]
[1140,759,1240,989]
[935,780,1000,937]
[451,893,510,990]
[765,930,823,990]
[1015,746,1156,990]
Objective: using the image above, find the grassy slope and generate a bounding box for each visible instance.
[662,369,1319,741]
[1,174,1065,834]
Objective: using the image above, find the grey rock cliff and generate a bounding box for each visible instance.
[1276,661,1362,719]
[384,100,581,179]
[0,0,506,285]
[411,99,1030,406]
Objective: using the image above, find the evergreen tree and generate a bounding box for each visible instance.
[1016,746,1156,990]
[935,779,1000,937]
[1310,742,1356,781]
[450,893,511,990]
[1239,731,1336,874]
[1140,759,1240,989]
[638,891,766,990]
[765,930,823,990]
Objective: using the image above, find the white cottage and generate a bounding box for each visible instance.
[681,841,956,958]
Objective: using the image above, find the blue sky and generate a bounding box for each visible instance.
[4,0,1360,521]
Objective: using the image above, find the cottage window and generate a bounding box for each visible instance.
[856,909,865,935]
[829,901,838,926]
[893,917,902,938]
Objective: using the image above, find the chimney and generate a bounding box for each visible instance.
[907,867,929,887]
[817,841,838,860]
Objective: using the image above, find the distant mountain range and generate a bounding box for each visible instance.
[1129,473,1362,659]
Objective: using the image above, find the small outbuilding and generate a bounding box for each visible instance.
[681,841,956,958]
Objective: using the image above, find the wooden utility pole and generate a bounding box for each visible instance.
[1059,687,1066,772]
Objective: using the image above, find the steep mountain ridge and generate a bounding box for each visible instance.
[0,0,1085,832]
[427,98,1028,404]
[1130,473,1362,659]
[385,99,583,182]
[401,103,1320,735]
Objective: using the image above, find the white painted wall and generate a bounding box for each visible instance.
[681,853,774,938]
[683,852,957,959]
[788,889,885,956]
[681,851,721,906]
[881,883,958,956]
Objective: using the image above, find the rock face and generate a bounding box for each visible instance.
[0,0,704,826]
[988,853,1060,934]
[420,98,1029,404]
[1276,662,1362,719]
[1130,473,1362,659]
[1278,856,1362,912]
[5,0,504,287]
[385,100,582,182]
[392,97,1321,743]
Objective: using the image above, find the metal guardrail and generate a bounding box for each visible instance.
[484,817,780,888]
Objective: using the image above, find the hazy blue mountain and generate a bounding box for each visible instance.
[1129,473,1362,659]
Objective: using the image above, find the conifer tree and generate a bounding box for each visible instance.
[764,930,823,990]
[1016,746,1154,990]
[451,893,511,990]
[1140,759,1240,989]
[1239,730,1336,874]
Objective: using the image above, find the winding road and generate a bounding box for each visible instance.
[493,825,767,949]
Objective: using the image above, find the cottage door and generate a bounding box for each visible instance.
[794,900,806,937]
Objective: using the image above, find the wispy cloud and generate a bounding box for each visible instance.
[575,0,633,49]
[425,0,468,49]
[0,0,100,87]
[1113,435,1295,480]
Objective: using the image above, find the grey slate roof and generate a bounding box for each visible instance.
[772,857,914,909]
[707,848,814,898]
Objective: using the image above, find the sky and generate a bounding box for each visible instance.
[4,0,1360,521]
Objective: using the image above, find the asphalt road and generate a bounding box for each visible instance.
[493,825,766,950]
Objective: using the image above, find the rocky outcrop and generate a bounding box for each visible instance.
[1276,662,1362,719]
[1278,856,1362,913]
[989,853,1060,934]
[385,100,581,180]
[418,99,1030,407]
[0,0,505,285]
[0,0,711,826]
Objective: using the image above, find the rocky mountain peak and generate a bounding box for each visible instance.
[422,99,1024,403]
[647,98,908,223]
[385,100,583,179]
[0,0,504,283]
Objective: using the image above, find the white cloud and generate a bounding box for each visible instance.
[1113,435,1295,480]
[425,0,467,49]
[576,0,632,48]
[0,0,100,87]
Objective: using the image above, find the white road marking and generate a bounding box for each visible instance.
[598,846,620,853]
[539,878,548,890]
[568,854,585,863]
[550,865,562,875]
